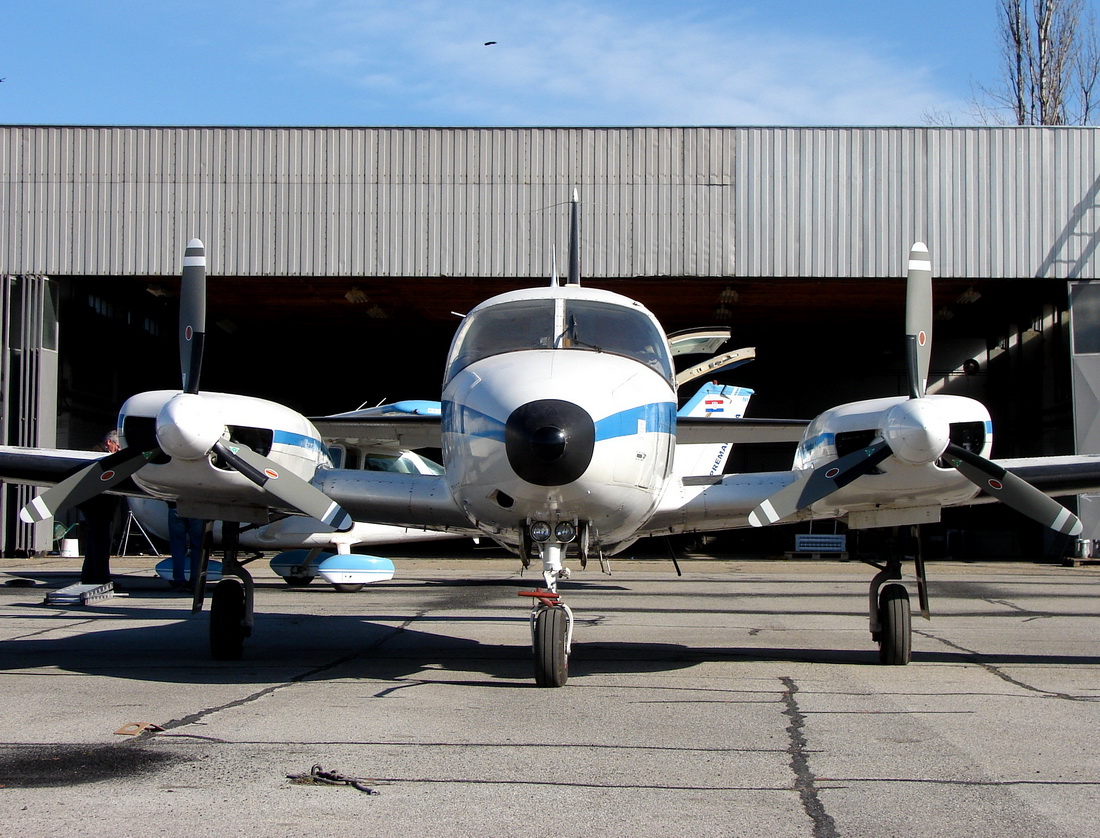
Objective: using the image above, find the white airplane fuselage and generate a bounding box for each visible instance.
[441,285,677,554]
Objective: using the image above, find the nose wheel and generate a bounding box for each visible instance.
[520,590,573,687]
[534,604,570,687]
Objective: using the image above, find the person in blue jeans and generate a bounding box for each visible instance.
[167,502,205,591]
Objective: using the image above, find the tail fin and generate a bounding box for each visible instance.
[673,382,755,476]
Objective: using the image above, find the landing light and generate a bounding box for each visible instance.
[529,521,552,542]
[554,521,577,543]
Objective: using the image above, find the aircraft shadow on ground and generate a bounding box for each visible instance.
[4,585,1100,686]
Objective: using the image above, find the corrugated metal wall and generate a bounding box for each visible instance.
[734,127,1100,279]
[2,125,1099,280]
[0,126,734,279]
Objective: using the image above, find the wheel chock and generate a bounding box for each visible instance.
[114,722,165,736]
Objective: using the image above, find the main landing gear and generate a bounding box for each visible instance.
[519,540,574,687]
[192,521,255,661]
[865,529,929,666]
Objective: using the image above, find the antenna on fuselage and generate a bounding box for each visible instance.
[567,188,581,286]
[549,244,559,287]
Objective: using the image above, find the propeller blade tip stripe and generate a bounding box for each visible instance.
[20,496,50,524]
[749,499,780,527]
[321,502,354,531]
[1053,506,1083,536]
[907,258,932,272]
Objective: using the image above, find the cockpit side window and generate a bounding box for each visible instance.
[446,300,554,380]
[560,301,672,379]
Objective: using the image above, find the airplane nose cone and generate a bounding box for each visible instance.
[506,399,595,486]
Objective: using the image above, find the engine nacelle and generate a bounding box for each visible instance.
[795,394,993,471]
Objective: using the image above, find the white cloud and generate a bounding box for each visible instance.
[260,0,965,125]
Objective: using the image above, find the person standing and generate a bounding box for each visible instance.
[78,431,121,585]
[167,502,205,591]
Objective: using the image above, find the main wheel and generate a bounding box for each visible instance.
[533,606,569,687]
[332,583,365,593]
[210,578,247,661]
[878,584,912,665]
[283,574,315,587]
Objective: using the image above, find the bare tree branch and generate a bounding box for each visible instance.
[974,0,1098,125]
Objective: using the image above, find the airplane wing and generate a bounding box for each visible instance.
[0,446,149,498]
[316,469,477,533]
[642,454,1100,538]
[312,400,443,450]
[312,408,805,449]
[314,392,806,450]
[675,416,807,445]
[984,456,1100,498]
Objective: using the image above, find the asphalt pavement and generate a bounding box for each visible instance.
[1,553,1098,837]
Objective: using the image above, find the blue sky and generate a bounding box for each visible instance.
[2,1,1013,126]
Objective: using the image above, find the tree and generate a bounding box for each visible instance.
[974,0,1100,125]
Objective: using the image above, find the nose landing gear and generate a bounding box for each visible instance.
[519,540,575,687]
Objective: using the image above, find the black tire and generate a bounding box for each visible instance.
[878,584,912,665]
[283,575,315,587]
[533,606,568,687]
[210,578,246,661]
[332,583,365,593]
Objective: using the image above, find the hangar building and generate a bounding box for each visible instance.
[2,125,1099,556]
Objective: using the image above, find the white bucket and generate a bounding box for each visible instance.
[60,538,80,557]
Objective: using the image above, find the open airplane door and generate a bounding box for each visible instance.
[675,347,756,389]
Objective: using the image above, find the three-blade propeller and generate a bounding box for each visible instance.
[20,239,352,532]
[749,243,1082,537]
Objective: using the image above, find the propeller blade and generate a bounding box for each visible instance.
[212,439,353,532]
[180,238,207,395]
[905,242,933,399]
[19,446,157,523]
[749,441,891,527]
[944,443,1083,536]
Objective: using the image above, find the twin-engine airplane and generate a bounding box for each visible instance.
[3,194,1100,686]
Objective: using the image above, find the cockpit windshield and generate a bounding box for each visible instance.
[446,297,673,381]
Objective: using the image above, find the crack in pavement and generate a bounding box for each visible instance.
[914,629,1100,702]
[140,613,424,740]
[780,676,838,838]
[983,598,1054,622]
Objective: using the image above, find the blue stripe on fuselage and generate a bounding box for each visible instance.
[272,430,327,457]
[798,432,835,457]
[442,400,675,442]
[442,401,507,442]
[594,402,676,441]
